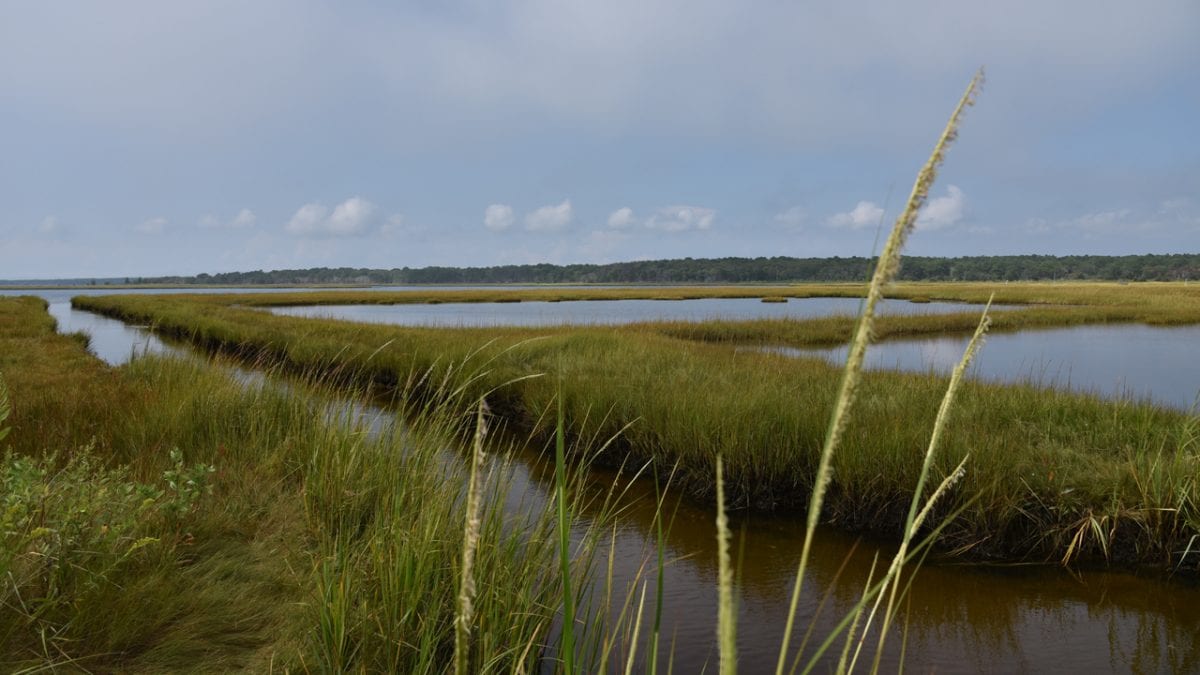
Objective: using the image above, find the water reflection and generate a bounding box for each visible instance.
[267,297,1005,328]
[503,442,1200,673]
[774,324,1200,411]
[43,302,182,366]
[1,286,501,366]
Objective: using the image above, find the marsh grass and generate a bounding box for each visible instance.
[554,393,577,674]
[70,280,1200,570]
[774,69,984,675]
[1,297,667,672]
[0,347,310,670]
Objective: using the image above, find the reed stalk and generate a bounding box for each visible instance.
[863,298,992,671]
[716,455,737,675]
[840,302,991,671]
[454,399,488,675]
[775,68,985,675]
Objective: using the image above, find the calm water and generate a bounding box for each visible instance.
[776,324,1200,411]
[0,285,547,365]
[7,289,1200,671]
[0,288,214,365]
[267,297,1001,327]
[0,284,553,306]
[541,460,1200,673]
[45,302,184,365]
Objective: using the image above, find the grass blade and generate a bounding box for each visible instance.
[556,390,577,674]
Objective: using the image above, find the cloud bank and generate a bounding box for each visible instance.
[827,202,885,229]
[484,204,515,231]
[286,197,376,237]
[524,200,573,232]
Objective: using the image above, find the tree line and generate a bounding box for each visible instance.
[138,254,1200,286]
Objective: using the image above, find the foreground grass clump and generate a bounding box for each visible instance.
[0,441,220,668]
[0,297,626,672]
[0,298,304,670]
[74,287,1200,571]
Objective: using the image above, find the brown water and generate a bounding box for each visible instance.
[508,454,1200,674]
[44,304,1200,673]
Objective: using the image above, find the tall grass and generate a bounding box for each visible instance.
[1,297,663,672]
[70,275,1200,570]
[555,392,577,674]
[454,400,488,675]
[859,299,991,673]
[775,68,984,675]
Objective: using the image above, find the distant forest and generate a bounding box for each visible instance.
[138,254,1200,286]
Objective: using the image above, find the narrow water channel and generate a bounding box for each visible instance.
[34,300,1200,673]
[46,301,185,364]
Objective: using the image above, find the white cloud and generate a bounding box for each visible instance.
[135,217,167,235]
[484,203,515,231]
[607,207,635,229]
[827,201,884,229]
[916,185,966,231]
[774,206,807,229]
[231,208,256,228]
[286,197,375,237]
[286,204,329,235]
[328,197,375,235]
[645,205,715,232]
[524,199,573,232]
[199,208,256,229]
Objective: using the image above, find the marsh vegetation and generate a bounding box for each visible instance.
[72,281,1200,570]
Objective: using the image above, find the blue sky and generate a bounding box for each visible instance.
[2,0,1198,279]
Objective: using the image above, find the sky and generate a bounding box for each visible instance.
[2,1,1198,279]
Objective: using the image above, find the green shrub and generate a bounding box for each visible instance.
[0,375,215,663]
